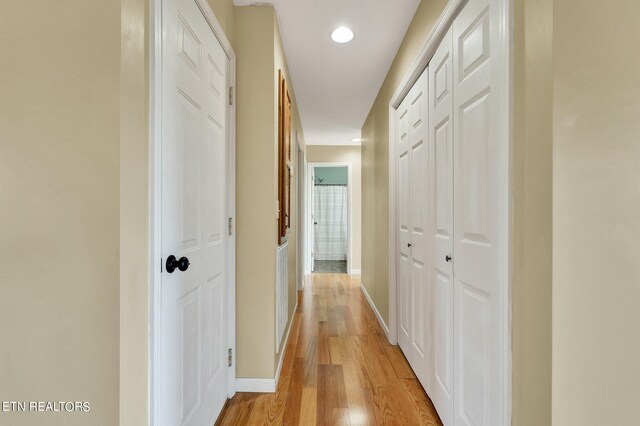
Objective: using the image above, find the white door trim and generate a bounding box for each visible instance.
[308,162,353,274]
[387,0,512,423]
[149,0,237,424]
[306,161,313,274]
[296,137,306,290]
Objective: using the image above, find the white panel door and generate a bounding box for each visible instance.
[452,0,507,423]
[397,93,412,357]
[160,0,230,423]
[428,26,454,426]
[397,69,430,390]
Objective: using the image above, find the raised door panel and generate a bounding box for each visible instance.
[179,288,201,423]
[177,91,203,253]
[203,273,224,390]
[204,116,224,247]
[428,27,454,426]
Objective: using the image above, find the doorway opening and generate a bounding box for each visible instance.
[309,164,351,274]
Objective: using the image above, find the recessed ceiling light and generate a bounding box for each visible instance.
[352,138,362,142]
[331,27,354,43]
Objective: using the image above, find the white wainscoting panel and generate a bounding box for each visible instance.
[276,242,289,350]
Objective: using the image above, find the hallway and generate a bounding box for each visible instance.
[216,274,442,425]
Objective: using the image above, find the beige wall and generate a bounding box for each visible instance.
[119,0,149,424]
[360,0,447,329]
[511,0,553,424]
[236,6,278,379]
[207,0,236,47]
[236,5,305,378]
[552,0,640,423]
[306,146,362,271]
[0,1,120,425]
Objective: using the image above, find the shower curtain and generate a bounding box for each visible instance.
[314,185,348,261]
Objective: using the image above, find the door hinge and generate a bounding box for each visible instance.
[229,86,234,105]
[228,348,233,367]
[228,217,233,236]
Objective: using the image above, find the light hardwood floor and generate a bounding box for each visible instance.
[216,273,442,425]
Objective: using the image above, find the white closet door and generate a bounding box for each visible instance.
[160,0,230,423]
[408,70,430,390]
[397,70,430,390]
[428,27,454,426]
[397,89,412,364]
[452,0,507,423]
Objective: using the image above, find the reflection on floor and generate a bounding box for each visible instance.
[216,273,442,426]
[313,260,347,273]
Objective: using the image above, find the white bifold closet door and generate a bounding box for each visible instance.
[396,0,508,424]
[428,26,454,426]
[397,68,430,391]
[451,0,507,423]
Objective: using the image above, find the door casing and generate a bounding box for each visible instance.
[387,0,512,423]
[307,162,353,275]
[297,137,306,290]
[149,0,237,424]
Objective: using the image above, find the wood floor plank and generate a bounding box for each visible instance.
[317,364,348,425]
[283,358,305,425]
[216,393,257,426]
[317,321,331,365]
[328,336,345,365]
[265,380,288,425]
[400,378,442,425]
[341,306,358,337]
[280,342,297,377]
[299,387,317,425]
[303,337,318,387]
[328,308,339,337]
[246,394,275,426]
[342,356,371,425]
[216,273,442,425]
[386,345,417,379]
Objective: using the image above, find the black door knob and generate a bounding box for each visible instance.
[407,243,412,247]
[445,255,452,262]
[166,255,190,273]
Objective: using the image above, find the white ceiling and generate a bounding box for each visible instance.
[233,0,421,146]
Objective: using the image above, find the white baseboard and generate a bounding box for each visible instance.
[350,268,362,275]
[360,281,390,339]
[235,378,276,393]
[236,299,297,393]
